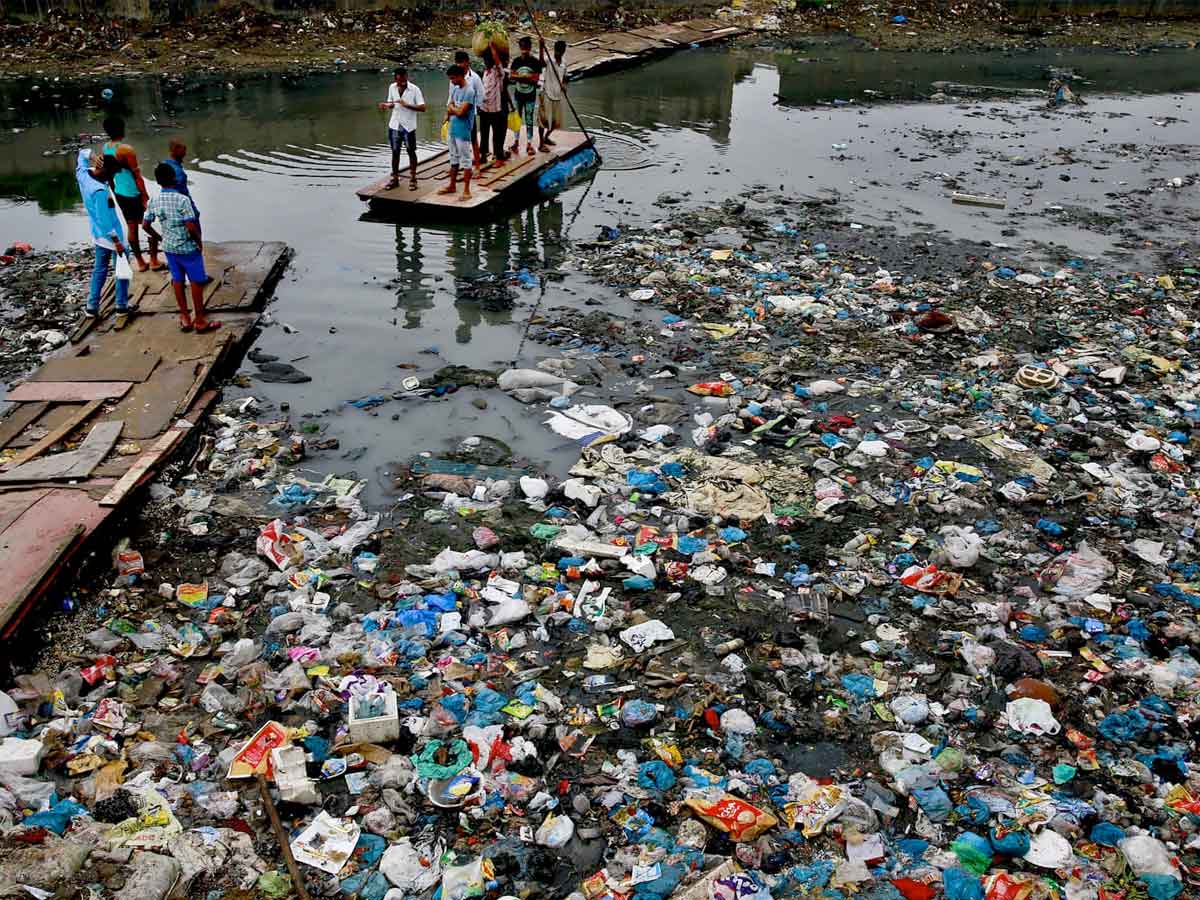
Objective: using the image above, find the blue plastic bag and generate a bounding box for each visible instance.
[22,794,88,834]
[1090,822,1125,846]
[841,673,877,700]
[1098,709,1149,743]
[943,868,984,900]
[637,760,677,793]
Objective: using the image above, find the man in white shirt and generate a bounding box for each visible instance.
[379,67,427,190]
[538,40,568,151]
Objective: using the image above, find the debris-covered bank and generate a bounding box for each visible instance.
[0,246,92,384]
[2,199,1200,900]
[1,0,1198,80]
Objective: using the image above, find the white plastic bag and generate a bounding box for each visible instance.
[1118,834,1182,879]
[441,858,484,900]
[114,251,133,282]
[1005,698,1061,736]
[1024,829,1074,868]
[535,813,576,848]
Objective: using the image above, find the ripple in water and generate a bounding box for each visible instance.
[197,142,438,182]
[584,128,656,172]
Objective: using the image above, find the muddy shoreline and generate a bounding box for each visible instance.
[0,2,1197,82]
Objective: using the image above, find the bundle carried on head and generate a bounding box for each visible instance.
[472,20,510,60]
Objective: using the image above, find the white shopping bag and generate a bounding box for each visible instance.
[114,251,133,282]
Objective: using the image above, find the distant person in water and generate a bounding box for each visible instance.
[102,116,161,272]
[440,65,476,201]
[142,163,220,333]
[74,148,130,321]
[379,67,427,190]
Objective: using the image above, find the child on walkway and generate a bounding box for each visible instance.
[142,163,220,333]
[163,139,197,215]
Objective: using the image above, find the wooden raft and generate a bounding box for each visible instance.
[357,131,593,215]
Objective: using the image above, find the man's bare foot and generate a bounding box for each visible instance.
[179,314,194,332]
[459,191,472,202]
[194,319,222,334]
[436,185,457,195]
[527,146,536,157]
[135,260,150,273]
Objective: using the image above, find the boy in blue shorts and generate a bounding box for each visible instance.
[142,162,221,333]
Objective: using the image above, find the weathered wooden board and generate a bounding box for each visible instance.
[0,403,49,452]
[2,399,104,470]
[99,429,183,506]
[0,420,124,483]
[7,381,132,402]
[31,352,161,384]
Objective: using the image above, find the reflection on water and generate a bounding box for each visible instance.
[385,199,565,344]
[771,44,1200,106]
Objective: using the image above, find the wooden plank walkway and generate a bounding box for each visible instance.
[0,241,289,640]
[566,18,748,80]
[358,131,592,216]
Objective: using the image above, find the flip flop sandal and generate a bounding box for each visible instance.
[179,321,194,333]
[194,320,222,334]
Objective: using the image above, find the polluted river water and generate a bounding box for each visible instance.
[1,42,1198,500]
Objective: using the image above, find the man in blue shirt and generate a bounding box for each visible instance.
[75,148,130,319]
[437,65,476,201]
[163,139,197,218]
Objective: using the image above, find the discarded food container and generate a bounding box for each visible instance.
[348,689,400,743]
[428,769,483,808]
[0,736,44,776]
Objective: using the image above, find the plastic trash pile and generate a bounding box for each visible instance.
[2,203,1200,900]
[0,246,90,383]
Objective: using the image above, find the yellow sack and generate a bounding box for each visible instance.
[441,120,449,142]
[507,110,521,133]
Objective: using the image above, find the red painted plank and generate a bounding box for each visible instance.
[0,489,50,534]
[0,489,111,637]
